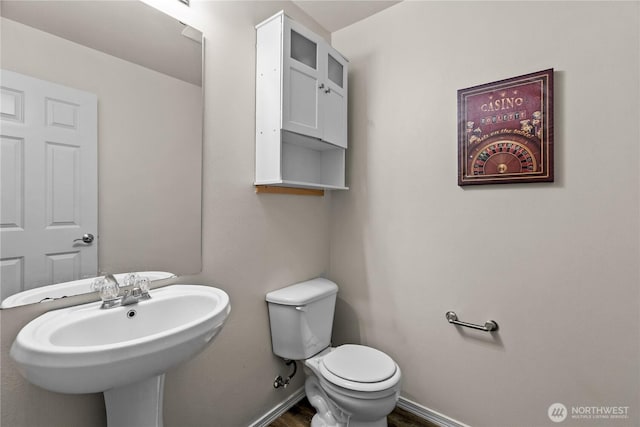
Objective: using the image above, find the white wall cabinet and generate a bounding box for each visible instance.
[255,11,348,191]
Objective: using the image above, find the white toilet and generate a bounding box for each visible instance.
[266,278,401,427]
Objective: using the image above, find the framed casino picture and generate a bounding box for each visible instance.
[458,69,554,186]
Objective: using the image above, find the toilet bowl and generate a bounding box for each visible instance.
[304,345,401,427]
[266,278,402,427]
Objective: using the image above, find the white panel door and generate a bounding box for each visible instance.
[0,70,97,300]
[282,18,323,139]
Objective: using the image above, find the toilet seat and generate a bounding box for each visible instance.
[323,345,396,382]
[317,345,400,393]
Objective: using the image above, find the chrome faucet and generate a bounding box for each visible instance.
[94,273,151,309]
[118,285,151,307]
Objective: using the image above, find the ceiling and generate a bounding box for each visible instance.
[292,0,402,33]
[1,0,202,86]
[0,0,399,84]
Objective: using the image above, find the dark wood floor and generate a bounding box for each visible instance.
[268,397,438,427]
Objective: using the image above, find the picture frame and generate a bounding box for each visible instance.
[458,69,554,186]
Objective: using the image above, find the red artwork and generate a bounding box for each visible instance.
[458,69,554,185]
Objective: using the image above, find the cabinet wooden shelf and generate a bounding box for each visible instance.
[255,11,349,192]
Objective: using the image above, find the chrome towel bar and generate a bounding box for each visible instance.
[446,311,498,332]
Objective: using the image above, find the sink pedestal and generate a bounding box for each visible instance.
[104,374,165,427]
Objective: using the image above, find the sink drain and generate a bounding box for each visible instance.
[126,309,137,318]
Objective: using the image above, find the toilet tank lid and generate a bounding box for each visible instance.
[266,278,338,305]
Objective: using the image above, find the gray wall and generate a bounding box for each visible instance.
[1,2,332,426]
[329,2,639,426]
[162,4,332,426]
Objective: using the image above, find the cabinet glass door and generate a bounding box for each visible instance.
[322,48,348,148]
[282,21,322,139]
[327,54,344,88]
[290,30,317,69]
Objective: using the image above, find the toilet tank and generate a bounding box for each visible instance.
[266,278,338,360]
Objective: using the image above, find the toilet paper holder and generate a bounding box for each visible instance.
[446,311,498,332]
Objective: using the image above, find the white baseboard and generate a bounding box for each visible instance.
[248,387,306,427]
[247,389,468,427]
[397,396,470,427]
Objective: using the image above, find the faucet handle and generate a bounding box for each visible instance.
[135,276,150,294]
[122,273,139,287]
[90,277,104,293]
[92,276,120,301]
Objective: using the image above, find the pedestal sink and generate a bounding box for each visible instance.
[10,284,230,427]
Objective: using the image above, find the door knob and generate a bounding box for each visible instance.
[74,233,95,244]
[324,88,331,94]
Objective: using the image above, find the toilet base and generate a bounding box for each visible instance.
[306,374,396,427]
[344,418,387,427]
[311,413,344,427]
[310,410,387,427]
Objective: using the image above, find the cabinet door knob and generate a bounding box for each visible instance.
[318,83,325,90]
[324,88,331,94]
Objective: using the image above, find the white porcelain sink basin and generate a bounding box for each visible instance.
[10,284,231,427]
[10,284,230,427]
